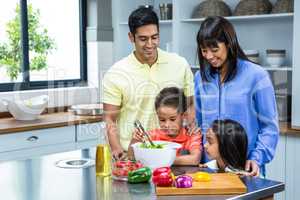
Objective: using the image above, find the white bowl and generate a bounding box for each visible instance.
[131,141,181,170]
[266,56,285,67]
[2,95,48,121]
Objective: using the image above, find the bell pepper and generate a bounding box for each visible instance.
[127,167,152,184]
[175,175,193,188]
[152,167,173,187]
[192,172,211,182]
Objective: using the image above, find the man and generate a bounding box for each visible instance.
[103,7,195,160]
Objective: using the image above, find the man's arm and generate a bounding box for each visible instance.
[103,103,126,160]
[186,96,195,124]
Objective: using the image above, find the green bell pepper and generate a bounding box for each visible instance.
[127,167,152,184]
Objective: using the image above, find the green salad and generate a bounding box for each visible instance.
[139,143,166,149]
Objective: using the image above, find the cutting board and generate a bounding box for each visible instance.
[156,173,247,196]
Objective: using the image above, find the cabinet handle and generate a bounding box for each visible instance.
[27,136,39,142]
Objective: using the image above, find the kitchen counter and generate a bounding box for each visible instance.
[0,150,284,200]
[0,111,298,135]
[0,112,103,134]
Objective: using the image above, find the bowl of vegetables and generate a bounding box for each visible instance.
[131,141,181,169]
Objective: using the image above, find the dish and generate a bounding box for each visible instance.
[2,95,48,120]
[131,141,181,169]
[69,103,103,116]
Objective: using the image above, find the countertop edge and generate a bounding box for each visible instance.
[229,182,284,200]
[0,112,103,135]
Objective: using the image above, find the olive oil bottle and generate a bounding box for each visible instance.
[95,144,112,176]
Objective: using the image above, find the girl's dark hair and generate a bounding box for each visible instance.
[211,119,248,170]
[128,7,159,36]
[196,16,249,82]
[155,87,187,113]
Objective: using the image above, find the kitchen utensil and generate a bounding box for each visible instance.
[266,49,286,67]
[69,103,103,116]
[156,173,246,195]
[159,3,172,20]
[134,120,155,147]
[276,93,291,121]
[2,95,48,121]
[131,141,181,169]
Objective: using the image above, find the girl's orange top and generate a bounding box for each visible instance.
[148,128,202,155]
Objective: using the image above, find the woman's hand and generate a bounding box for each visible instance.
[186,121,202,136]
[245,160,260,177]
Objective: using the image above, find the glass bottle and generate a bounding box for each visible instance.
[95,144,112,176]
[95,122,112,176]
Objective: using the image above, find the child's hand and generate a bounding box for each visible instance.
[132,128,145,143]
[198,163,208,168]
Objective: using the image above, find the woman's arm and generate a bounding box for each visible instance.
[249,73,279,167]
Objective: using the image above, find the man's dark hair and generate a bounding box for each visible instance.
[155,87,187,113]
[128,7,159,36]
[211,119,248,170]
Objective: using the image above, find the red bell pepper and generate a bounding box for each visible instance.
[152,167,173,187]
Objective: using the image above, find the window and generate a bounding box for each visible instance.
[0,0,87,92]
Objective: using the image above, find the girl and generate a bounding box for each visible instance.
[129,87,202,165]
[200,119,250,175]
[194,16,279,176]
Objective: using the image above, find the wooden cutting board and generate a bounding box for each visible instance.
[156,173,247,196]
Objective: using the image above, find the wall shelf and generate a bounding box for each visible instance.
[264,66,293,71]
[119,20,172,25]
[181,13,293,23]
[191,65,292,71]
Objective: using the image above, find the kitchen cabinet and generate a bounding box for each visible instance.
[76,122,106,149]
[0,122,105,161]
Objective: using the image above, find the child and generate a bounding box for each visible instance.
[200,119,251,175]
[129,87,202,165]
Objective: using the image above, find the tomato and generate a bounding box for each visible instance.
[135,162,143,169]
[112,168,129,177]
[114,161,127,168]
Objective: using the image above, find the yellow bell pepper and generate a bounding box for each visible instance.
[192,172,211,182]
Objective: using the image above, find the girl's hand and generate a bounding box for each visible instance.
[132,128,145,143]
[245,160,260,177]
[198,163,208,168]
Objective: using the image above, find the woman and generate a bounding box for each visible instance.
[194,16,279,177]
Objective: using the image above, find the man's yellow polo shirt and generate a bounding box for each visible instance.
[102,48,194,150]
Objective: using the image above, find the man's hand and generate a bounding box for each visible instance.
[245,160,260,177]
[111,147,127,161]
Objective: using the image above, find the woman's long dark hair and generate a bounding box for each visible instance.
[211,119,248,170]
[196,16,249,82]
